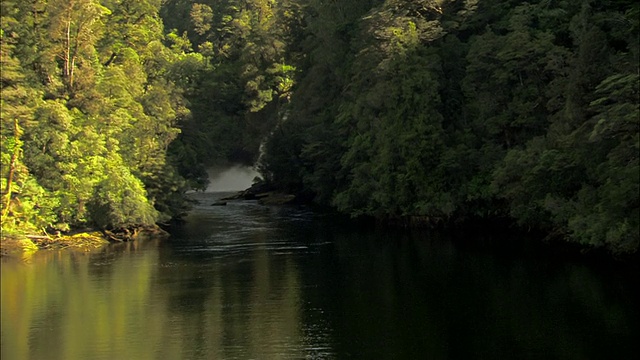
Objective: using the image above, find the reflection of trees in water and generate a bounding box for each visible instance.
[153,231,305,359]
[1,236,306,359]
[320,229,638,359]
[2,224,638,359]
[1,245,162,360]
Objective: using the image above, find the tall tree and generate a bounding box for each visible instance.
[46,0,110,94]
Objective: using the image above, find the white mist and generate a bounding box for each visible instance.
[206,165,259,192]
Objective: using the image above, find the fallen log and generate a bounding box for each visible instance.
[25,235,53,240]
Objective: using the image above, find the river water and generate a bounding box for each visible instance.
[2,192,638,359]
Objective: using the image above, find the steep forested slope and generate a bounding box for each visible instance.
[1,0,189,233]
[258,0,639,254]
[2,0,638,254]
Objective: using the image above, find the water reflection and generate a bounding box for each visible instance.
[313,229,639,359]
[2,239,310,359]
[2,241,161,360]
[1,193,638,359]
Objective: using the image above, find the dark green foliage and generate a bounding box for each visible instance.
[160,0,301,174]
[490,0,639,253]
[258,0,639,253]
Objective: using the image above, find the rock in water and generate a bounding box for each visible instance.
[258,193,296,205]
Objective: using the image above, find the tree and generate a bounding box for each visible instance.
[46,0,111,94]
[491,0,639,253]
[2,0,192,233]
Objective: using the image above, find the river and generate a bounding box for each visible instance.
[1,192,638,359]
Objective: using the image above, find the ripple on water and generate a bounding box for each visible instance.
[174,192,321,260]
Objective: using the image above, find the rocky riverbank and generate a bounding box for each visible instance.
[220,181,298,205]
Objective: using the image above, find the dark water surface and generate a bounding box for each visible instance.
[2,192,638,359]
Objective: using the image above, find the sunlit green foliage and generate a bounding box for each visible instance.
[1,29,58,233]
[1,0,189,233]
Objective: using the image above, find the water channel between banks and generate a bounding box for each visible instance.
[1,191,638,359]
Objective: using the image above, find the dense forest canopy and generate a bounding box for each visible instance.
[258,0,639,254]
[1,0,638,254]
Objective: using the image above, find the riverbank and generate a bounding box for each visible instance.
[0,225,170,257]
[0,232,108,257]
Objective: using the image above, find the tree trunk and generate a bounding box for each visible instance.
[2,119,21,218]
[62,3,74,91]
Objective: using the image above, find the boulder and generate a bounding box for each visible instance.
[221,180,275,200]
[258,193,296,205]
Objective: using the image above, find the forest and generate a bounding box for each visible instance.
[1,0,638,254]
